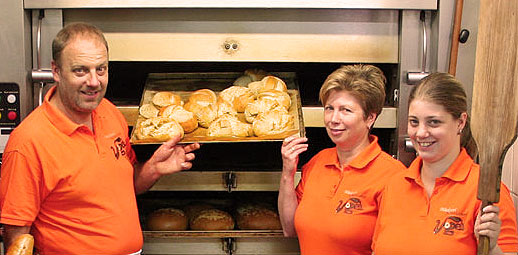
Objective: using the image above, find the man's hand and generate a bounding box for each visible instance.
[134,134,200,194]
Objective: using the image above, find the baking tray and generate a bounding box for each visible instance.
[130,72,305,144]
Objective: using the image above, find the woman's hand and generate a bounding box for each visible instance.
[474,205,502,254]
[281,135,308,176]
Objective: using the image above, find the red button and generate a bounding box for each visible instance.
[7,111,17,120]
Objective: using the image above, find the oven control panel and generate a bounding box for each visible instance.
[0,82,20,153]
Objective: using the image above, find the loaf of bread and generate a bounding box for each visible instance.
[183,203,216,221]
[146,208,188,231]
[252,107,294,136]
[190,209,235,230]
[160,105,198,133]
[244,98,280,123]
[208,114,253,137]
[235,204,282,230]
[136,117,184,141]
[6,234,34,255]
[257,90,291,110]
[187,89,217,107]
[152,91,183,108]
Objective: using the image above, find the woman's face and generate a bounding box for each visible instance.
[407,99,466,164]
[324,90,375,149]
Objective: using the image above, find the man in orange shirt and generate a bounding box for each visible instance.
[0,22,200,254]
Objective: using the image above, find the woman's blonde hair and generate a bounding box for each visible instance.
[409,72,478,158]
[319,64,386,119]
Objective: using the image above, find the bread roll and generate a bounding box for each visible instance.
[247,81,264,96]
[146,208,188,231]
[187,89,217,107]
[136,117,184,141]
[216,98,237,117]
[208,114,253,137]
[252,107,294,136]
[233,75,253,87]
[244,99,280,123]
[219,86,250,106]
[257,90,291,110]
[233,92,256,113]
[244,68,268,82]
[160,105,198,133]
[184,102,217,128]
[6,234,34,255]
[152,91,183,108]
[139,103,159,119]
[235,204,282,230]
[260,76,287,93]
[190,209,235,230]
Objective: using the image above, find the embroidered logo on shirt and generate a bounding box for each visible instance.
[335,197,363,214]
[433,216,465,235]
[111,137,128,159]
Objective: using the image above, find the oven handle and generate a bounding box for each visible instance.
[406,10,430,85]
[31,10,54,106]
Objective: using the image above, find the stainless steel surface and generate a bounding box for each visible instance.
[24,0,437,9]
[397,10,427,166]
[30,9,62,109]
[62,8,399,63]
[0,0,32,119]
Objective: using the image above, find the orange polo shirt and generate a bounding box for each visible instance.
[0,86,143,254]
[372,148,518,255]
[294,135,406,255]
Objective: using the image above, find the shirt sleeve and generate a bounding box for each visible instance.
[0,151,42,226]
[495,183,518,252]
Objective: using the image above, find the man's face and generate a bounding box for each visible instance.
[51,35,108,117]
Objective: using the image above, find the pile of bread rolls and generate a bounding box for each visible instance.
[145,202,281,231]
[135,70,295,141]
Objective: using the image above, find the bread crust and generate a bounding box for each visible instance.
[139,103,159,119]
[252,107,293,136]
[152,91,183,108]
[136,117,185,141]
[146,208,188,231]
[190,209,235,230]
[235,204,282,230]
[6,234,34,255]
[160,105,198,133]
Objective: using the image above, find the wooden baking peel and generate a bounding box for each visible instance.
[470,0,518,255]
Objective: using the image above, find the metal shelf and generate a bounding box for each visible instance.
[25,0,437,10]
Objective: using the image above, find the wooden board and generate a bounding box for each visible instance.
[130,72,305,144]
[471,1,518,254]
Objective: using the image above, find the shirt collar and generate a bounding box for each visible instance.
[41,86,94,136]
[405,148,474,182]
[325,135,382,170]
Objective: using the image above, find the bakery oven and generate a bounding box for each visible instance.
[1,0,476,254]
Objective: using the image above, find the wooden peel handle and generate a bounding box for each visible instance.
[477,200,492,255]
